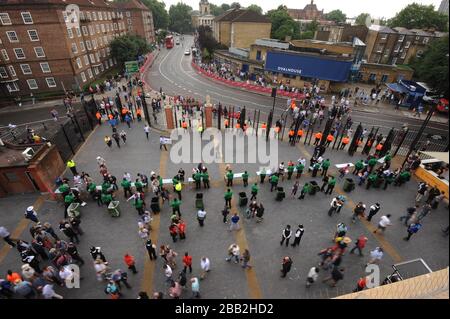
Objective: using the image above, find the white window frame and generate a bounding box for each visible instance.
[76,27,81,37]
[380,34,387,40]
[101,24,105,33]
[20,64,32,75]
[87,68,93,78]
[93,11,97,21]
[6,81,20,92]
[34,47,45,58]
[76,57,82,69]
[80,41,86,52]
[89,53,95,63]
[392,57,397,65]
[45,77,56,88]
[398,35,405,42]
[96,24,100,34]
[126,11,131,17]
[401,51,407,59]
[405,41,411,49]
[86,12,91,21]
[14,48,26,59]
[98,11,102,20]
[95,52,100,62]
[21,12,33,24]
[83,55,89,65]
[27,29,39,41]
[1,49,9,61]
[67,28,74,38]
[71,43,78,54]
[27,79,38,90]
[92,39,97,49]
[98,37,103,46]
[8,65,16,77]
[101,48,105,58]
[86,40,92,50]
[0,13,12,25]
[0,66,8,78]
[89,25,94,35]
[40,62,51,73]
[94,66,99,75]
[6,31,19,43]
[80,71,87,82]
[423,37,429,44]
[82,26,88,36]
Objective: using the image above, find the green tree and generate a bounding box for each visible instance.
[110,35,151,67]
[168,3,193,34]
[230,2,241,9]
[411,35,449,98]
[247,4,263,15]
[355,13,370,26]
[388,3,448,31]
[306,19,319,32]
[267,6,300,40]
[324,9,347,23]
[140,0,169,30]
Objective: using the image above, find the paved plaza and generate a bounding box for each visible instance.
[0,116,448,299]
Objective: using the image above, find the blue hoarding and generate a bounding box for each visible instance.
[265,51,352,82]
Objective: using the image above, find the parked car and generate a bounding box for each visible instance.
[184,49,190,56]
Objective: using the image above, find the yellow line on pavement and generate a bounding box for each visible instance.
[219,161,262,299]
[296,142,403,263]
[0,195,47,264]
[141,150,167,294]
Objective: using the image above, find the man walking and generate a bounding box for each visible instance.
[182,252,193,273]
[291,225,305,247]
[367,247,384,265]
[374,214,392,234]
[124,253,138,274]
[197,209,206,227]
[200,257,210,279]
[0,226,16,247]
[144,125,150,140]
[270,174,279,192]
[352,202,366,223]
[229,213,240,231]
[280,225,292,247]
[226,244,240,263]
[321,159,331,176]
[366,203,381,222]
[250,183,258,201]
[24,206,39,223]
[224,189,233,209]
[416,204,432,221]
[67,160,78,176]
[145,239,157,261]
[280,256,293,278]
[328,197,342,217]
[404,223,422,241]
[324,176,336,195]
[349,235,368,256]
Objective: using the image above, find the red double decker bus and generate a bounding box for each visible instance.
[165,35,174,49]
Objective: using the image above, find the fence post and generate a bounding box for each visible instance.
[60,123,75,155]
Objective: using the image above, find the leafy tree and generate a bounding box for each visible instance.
[324,9,347,23]
[247,4,263,15]
[355,13,370,26]
[168,3,193,34]
[299,31,315,40]
[230,2,241,9]
[411,35,449,98]
[140,0,169,30]
[197,25,227,61]
[306,19,319,32]
[388,3,448,31]
[110,35,151,66]
[267,6,300,40]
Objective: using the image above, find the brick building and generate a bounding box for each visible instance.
[213,8,271,49]
[287,0,324,21]
[191,0,215,30]
[315,24,369,43]
[0,0,155,102]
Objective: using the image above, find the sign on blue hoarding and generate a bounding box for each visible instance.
[265,51,352,82]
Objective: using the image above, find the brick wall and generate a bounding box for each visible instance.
[232,22,271,49]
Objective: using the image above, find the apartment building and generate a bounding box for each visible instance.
[0,0,154,101]
[364,25,446,65]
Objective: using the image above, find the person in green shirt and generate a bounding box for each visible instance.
[383,172,394,190]
[224,189,233,208]
[59,183,70,196]
[202,172,210,189]
[250,183,258,200]
[102,181,111,194]
[133,198,144,215]
[366,172,378,190]
[368,157,378,172]
[101,193,113,205]
[298,183,310,200]
[64,193,75,217]
[259,168,266,184]
[87,182,96,194]
[135,179,143,193]
[312,162,321,178]
[353,160,364,175]
[325,176,336,195]
[270,174,279,192]
[396,170,411,186]
[121,178,132,198]
[242,171,249,187]
[287,165,294,180]
[226,171,234,187]
[321,159,331,176]
[296,163,305,179]
[170,198,181,216]
[194,172,202,190]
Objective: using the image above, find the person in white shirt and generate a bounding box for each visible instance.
[59,265,75,283]
[96,156,106,167]
[144,125,150,140]
[200,256,210,279]
[42,284,63,299]
[291,225,305,247]
[306,266,319,287]
[123,172,132,182]
[367,247,384,265]
[226,244,240,263]
[164,264,173,282]
[197,209,207,227]
[374,214,392,234]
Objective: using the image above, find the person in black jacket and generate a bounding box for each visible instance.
[280,225,292,247]
[67,242,85,266]
[280,256,293,278]
[291,225,305,247]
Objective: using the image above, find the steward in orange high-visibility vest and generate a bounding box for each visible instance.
[340,136,350,150]
[288,129,295,145]
[224,119,229,128]
[261,123,267,129]
[182,121,188,130]
[376,143,383,151]
[96,112,102,125]
[325,134,334,147]
[289,130,295,137]
[314,132,322,146]
[236,123,241,129]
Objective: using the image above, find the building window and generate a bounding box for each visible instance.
[398,35,405,42]
[21,12,33,24]
[98,11,102,20]
[76,27,81,37]
[101,24,105,33]
[95,52,100,62]
[6,81,19,92]
[87,68,93,78]
[126,11,131,17]
[369,73,376,81]
[92,11,97,21]
[89,25,94,35]
[380,74,388,83]
[96,24,100,33]
[393,43,400,53]
[27,30,39,41]
[101,48,105,58]
[92,39,97,49]
[0,13,12,25]
[405,41,411,49]
[6,31,19,42]
[20,64,32,74]
[423,37,429,44]
[376,45,383,53]
[76,57,82,68]
[109,58,113,65]
[98,37,103,46]
[71,43,78,54]
[34,47,45,58]
[108,12,111,20]
[40,62,51,73]
[14,48,26,59]
[8,65,16,77]
[83,55,89,65]
[401,51,407,59]
[82,26,88,36]
[1,49,9,61]
[86,40,92,50]
[392,57,397,65]
[127,19,132,25]
[0,66,8,78]
[80,71,87,82]
[86,11,91,20]
[380,34,387,40]
[89,54,95,63]
[80,41,85,52]
[67,28,74,38]
[79,11,85,20]
[27,79,38,89]
[45,77,56,88]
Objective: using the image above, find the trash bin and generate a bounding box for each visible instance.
[343,178,355,192]
[150,197,160,214]
[239,192,248,207]
[67,202,81,218]
[195,193,204,210]
[108,201,120,217]
[276,187,285,201]
[309,181,319,195]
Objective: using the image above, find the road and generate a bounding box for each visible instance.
[146,35,448,140]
